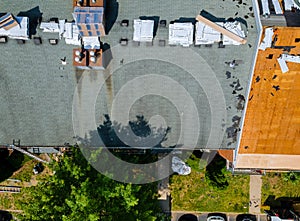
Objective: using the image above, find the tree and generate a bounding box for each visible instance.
[205,154,229,189]
[18,148,166,221]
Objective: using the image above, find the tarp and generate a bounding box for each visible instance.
[73,6,105,37]
[169,22,194,47]
[172,156,191,175]
[0,16,29,39]
[133,19,154,42]
[0,13,19,30]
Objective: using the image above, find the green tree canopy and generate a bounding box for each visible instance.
[205,154,229,189]
[18,148,165,221]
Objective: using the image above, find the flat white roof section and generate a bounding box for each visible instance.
[272,0,283,14]
[258,27,273,50]
[0,16,29,40]
[261,0,270,15]
[133,19,154,42]
[236,154,300,170]
[168,22,194,47]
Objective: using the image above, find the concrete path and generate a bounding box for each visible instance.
[157,154,171,213]
[249,175,262,214]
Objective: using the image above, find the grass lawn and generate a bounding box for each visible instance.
[261,173,300,208]
[0,153,50,211]
[170,154,250,212]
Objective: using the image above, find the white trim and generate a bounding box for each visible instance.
[233,0,263,169]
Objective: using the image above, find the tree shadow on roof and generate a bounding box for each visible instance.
[17,6,42,38]
[97,114,170,148]
[105,0,119,34]
[75,114,173,164]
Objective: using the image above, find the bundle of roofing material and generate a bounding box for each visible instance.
[284,0,300,10]
[223,21,246,45]
[259,27,273,50]
[196,15,247,45]
[169,22,194,47]
[195,20,246,45]
[261,0,270,16]
[64,22,81,45]
[40,22,60,32]
[0,13,18,30]
[73,7,105,37]
[277,54,300,73]
[59,19,65,39]
[133,19,154,42]
[0,15,29,40]
[195,21,222,45]
[82,36,100,49]
[272,0,283,14]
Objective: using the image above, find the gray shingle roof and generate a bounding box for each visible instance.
[0,0,258,149]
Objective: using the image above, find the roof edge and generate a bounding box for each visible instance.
[233,0,263,168]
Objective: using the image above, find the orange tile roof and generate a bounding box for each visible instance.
[239,27,300,156]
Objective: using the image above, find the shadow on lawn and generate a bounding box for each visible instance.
[0,150,26,182]
[264,195,300,209]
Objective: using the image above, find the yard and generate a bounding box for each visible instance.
[170,154,250,213]
[261,172,300,209]
[0,151,50,211]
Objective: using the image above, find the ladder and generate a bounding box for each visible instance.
[9,145,48,164]
[0,186,21,193]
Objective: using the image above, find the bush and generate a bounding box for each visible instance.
[283,172,300,184]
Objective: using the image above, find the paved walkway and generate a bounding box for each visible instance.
[158,154,171,213]
[249,175,262,214]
